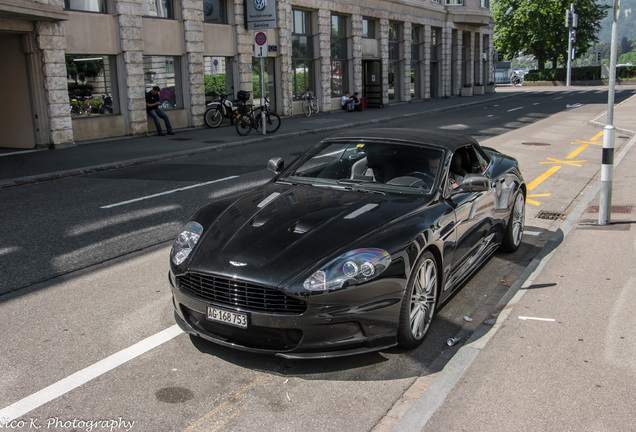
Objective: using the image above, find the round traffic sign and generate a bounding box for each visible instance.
[255,32,267,46]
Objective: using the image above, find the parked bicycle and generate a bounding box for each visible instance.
[235,97,281,136]
[302,90,319,117]
[204,92,239,128]
[254,97,281,134]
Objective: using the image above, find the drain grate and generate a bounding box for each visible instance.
[522,142,551,146]
[536,210,567,220]
[585,205,632,214]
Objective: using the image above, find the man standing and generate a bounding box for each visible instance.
[146,86,174,136]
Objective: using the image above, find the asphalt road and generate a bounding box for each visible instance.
[0,88,633,431]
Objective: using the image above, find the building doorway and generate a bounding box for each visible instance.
[0,34,36,149]
[362,60,382,108]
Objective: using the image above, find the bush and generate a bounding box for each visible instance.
[525,66,601,81]
[204,75,227,98]
[525,65,636,81]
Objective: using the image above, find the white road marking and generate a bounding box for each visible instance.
[553,96,564,100]
[100,176,239,208]
[523,230,541,236]
[0,325,183,422]
[518,316,556,322]
[533,102,540,105]
[507,107,524,112]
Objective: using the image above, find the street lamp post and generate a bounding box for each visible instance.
[599,0,621,225]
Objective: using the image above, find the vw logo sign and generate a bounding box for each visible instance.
[254,0,266,11]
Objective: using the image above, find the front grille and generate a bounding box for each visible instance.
[177,272,307,314]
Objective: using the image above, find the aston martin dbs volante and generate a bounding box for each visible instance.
[169,129,526,359]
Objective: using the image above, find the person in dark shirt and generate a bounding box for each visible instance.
[146,86,174,136]
[352,92,362,111]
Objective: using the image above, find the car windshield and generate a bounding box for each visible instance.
[278,139,445,195]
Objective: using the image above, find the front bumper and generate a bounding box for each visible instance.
[170,273,404,359]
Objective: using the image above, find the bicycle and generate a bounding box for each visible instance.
[204,93,238,128]
[254,97,281,134]
[302,90,319,117]
[235,98,281,136]
[235,102,256,136]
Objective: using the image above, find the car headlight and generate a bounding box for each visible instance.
[171,222,203,266]
[303,248,391,292]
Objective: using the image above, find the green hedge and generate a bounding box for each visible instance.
[525,65,636,82]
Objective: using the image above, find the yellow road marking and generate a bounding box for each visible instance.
[571,139,603,146]
[591,131,604,141]
[184,375,268,432]
[539,158,587,167]
[526,193,551,206]
[527,166,561,191]
[566,145,588,159]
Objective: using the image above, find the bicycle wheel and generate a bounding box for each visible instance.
[204,107,223,128]
[255,112,281,134]
[302,100,311,117]
[235,114,253,136]
[312,99,319,114]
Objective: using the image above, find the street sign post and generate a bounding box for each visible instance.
[254,31,268,58]
[254,31,268,134]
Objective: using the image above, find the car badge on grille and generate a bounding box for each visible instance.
[230,261,247,267]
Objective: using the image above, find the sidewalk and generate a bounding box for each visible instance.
[388,92,636,430]
[0,90,517,189]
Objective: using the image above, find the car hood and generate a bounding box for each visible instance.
[185,183,428,287]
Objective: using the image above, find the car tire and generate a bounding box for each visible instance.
[501,189,525,252]
[397,250,438,349]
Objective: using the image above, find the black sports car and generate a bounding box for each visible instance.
[169,129,525,359]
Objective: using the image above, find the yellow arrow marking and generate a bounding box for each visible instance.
[528,193,551,198]
[540,158,587,167]
[567,145,588,159]
[571,139,603,146]
[526,193,551,206]
[526,198,542,206]
[527,166,561,191]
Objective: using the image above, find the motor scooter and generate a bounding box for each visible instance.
[204,92,240,128]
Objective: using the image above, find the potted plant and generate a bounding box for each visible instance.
[474,82,485,95]
[461,83,473,97]
[485,81,496,93]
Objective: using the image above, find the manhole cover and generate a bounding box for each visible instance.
[586,205,632,214]
[521,142,551,146]
[536,211,567,220]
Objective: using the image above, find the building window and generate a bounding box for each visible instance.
[331,14,348,97]
[362,18,375,39]
[143,55,182,109]
[445,0,463,5]
[388,21,400,101]
[292,9,314,100]
[203,0,227,24]
[411,26,422,99]
[204,56,233,102]
[143,0,173,18]
[64,0,105,12]
[480,0,489,7]
[66,55,119,117]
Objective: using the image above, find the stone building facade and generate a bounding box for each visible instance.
[0,0,494,150]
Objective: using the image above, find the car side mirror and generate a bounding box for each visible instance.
[268,157,284,174]
[460,173,490,192]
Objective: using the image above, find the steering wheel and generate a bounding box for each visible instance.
[405,171,435,184]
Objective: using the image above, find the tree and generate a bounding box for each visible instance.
[491,0,609,70]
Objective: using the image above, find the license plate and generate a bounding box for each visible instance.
[207,306,248,329]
